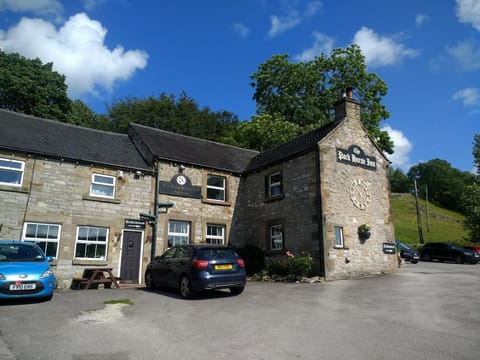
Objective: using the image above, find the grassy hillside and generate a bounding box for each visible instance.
[391,193,468,247]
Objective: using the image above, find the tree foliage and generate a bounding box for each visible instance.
[407,159,476,213]
[106,92,239,141]
[389,168,411,193]
[249,45,393,153]
[0,50,72,121]
[474,133,480,177]
[462,183,480,243]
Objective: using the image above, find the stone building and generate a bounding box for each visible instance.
[0,110,154,289]
[0,93,397,287]
[234,94,397,279]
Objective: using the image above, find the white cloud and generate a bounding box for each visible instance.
[456,0,480,31]
[447,40,480,71]
[0,0,62,15]
[233,22,250,38]
[382,125,413,171]
[353,27,419,67]
[268,1,321,38]
[295,31,334,62]
[83,0,107,11]
[415,14,430,27]
[452,88,480,107]
[0,13,148,98]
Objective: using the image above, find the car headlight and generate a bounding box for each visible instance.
[0,273,5,280]
[40,270,54,279]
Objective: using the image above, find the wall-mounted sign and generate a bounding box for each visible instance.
[336,145,377,171]
[383,242,396,254]
[159,174,201,199]
[124,219,146,229]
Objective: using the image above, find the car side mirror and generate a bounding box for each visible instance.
[46,256,54,262]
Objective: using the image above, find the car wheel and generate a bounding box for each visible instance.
[230,286,245,295]
[455,256,463,264]
[145,271,155,289]
[411,260,418,264]
[423,254,431,261]
[179,275,193,299]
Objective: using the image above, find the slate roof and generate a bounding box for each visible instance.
[246,118,344,173]
[0,109,152,172]
[128,123,259,174]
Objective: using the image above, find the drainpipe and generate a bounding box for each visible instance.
[150,160,160,262]
[315,145,326,278]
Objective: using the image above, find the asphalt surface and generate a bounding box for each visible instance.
[1,261,479,360]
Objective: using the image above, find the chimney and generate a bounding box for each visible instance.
[334,87,361,122]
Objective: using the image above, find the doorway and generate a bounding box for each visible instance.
[119,230,143,284]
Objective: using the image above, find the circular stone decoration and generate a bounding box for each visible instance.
[349,179,371,210]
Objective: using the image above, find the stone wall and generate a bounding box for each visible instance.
[319,99,397,279]
[0,152,153,289]
[153,162,242,254]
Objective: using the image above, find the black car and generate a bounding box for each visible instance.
[420,242,478,264]
[396,241,420,264]
[145,245,247,298]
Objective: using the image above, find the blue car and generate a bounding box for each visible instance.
[145,245,246,298]
[0,241,56,301]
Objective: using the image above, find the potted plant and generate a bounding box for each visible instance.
[358,224,371,241]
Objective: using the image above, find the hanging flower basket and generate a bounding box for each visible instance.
[358,224,371,241]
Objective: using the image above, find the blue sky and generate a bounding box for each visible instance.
[0,0,479,173]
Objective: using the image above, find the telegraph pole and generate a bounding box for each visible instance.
[414,180,424,244]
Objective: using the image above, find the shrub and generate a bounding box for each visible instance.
[265,252,313,278]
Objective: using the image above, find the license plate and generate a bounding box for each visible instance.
[215,264,233,270]
[9,283,36,291]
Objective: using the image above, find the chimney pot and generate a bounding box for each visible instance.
[346,87,353,99]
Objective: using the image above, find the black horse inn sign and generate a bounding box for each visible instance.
[336,145,377,171]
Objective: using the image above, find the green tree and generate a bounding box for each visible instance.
[232,113,301,151]
[389,168,411,193]
[0,50,72,121]
[408,159,476,212]
[474,133,480,177]
[106,92,239,141]
[462,183,480,243]
[250,45,393,153]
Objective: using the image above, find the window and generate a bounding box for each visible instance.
[334,226,344,248]
[270,224,283,250]
[168,220,190,247]
[206,224,225,245]
[90,174,115,198]
[0,158,25,186]
[22,222,61,258]
[75,226,108,260]
[267,172,283,197]
[206,175,226,201]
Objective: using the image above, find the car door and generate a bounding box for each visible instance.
[150,247,178,287]
[169,246,192,287]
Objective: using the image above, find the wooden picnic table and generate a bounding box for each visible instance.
[77,267,120,289]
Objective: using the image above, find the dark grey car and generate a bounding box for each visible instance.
[420,242,478,264]
[145,245,246,298]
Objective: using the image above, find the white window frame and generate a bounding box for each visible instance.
[74,226,109,260]
[268,172,282,197]
[334,226,344,248]
[90,174,115,199]
[0,158,25,187]
[206,174,226,201]
[168,220,190,247]
[206,224,225,245]
[22,222,61,259]
[270,224,283,250]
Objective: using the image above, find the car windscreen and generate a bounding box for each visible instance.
[197,248,237,260]
[0,244,45,262]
